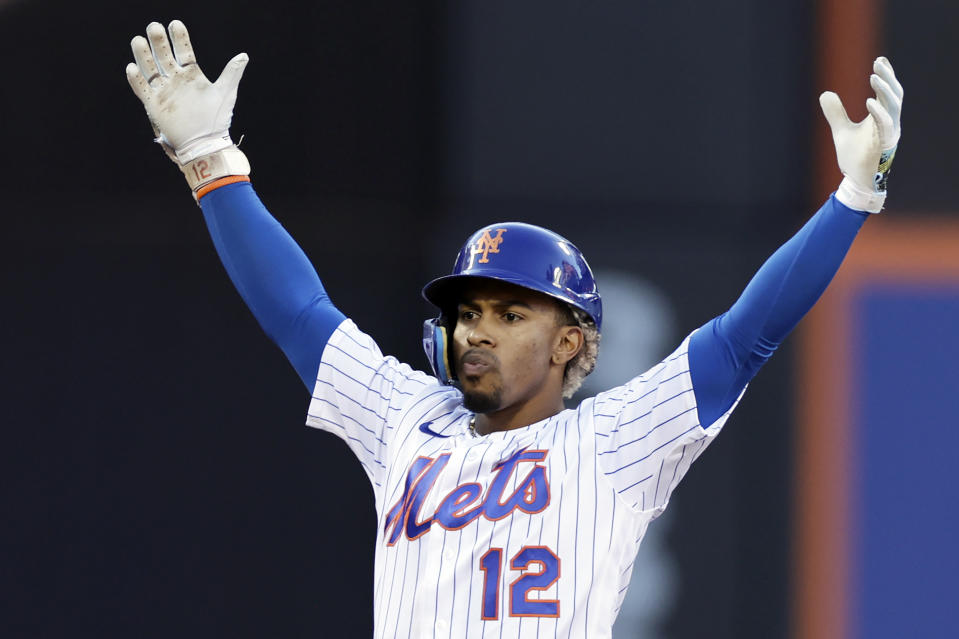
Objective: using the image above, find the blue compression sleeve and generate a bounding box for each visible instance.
[199,182,346,390]
[689,195,869,427]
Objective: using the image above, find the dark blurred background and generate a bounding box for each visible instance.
[1,1,954,637]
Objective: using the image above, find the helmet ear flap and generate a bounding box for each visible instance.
[422,316,455,384]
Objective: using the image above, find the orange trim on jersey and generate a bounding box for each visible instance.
[404,454,452,542]
[480,547,503,621]
[435,482,485,531]
[484,449,551,523]
[508,546,561,619]
[196,175,251,200]
[385,455,439,547]
[794,217,959,639]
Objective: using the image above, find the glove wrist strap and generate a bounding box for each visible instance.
[180,146,251,199]
[836,176,886,214]
[175,136,234,164]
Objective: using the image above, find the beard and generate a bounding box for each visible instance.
[456,348,504,413]
[461,384,503,413]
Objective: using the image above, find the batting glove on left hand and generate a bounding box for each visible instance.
[819,56,903,213]
[126,21,250,196]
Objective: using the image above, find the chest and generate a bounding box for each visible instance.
[378,415,601,549]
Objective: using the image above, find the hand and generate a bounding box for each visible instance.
[819,56,903,213]
[126,20,248,164]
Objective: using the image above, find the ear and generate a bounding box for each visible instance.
[551,324,584,366]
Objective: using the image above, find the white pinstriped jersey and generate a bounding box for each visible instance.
[306,319,741,639]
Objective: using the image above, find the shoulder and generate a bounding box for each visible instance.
[321,319,430,383]
[312,319,440,417]
[593,334,694,408]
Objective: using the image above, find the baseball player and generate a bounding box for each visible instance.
[126,20,903,638]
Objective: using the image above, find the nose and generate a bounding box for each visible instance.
[466,318,495,347]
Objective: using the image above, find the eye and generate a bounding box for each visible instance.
[503,311,522,322]
[459,309,478,321]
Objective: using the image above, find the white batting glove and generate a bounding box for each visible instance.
[819,56,903,213]
[126,21,250,195]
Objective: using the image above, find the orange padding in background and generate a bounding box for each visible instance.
[196,175,251,200]
[793,216,959,639]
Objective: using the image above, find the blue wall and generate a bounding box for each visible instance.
[856,285,959,638]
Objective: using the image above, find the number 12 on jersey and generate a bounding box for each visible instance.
[479,546,561,620]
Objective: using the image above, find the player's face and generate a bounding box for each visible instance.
[451,280,581,418]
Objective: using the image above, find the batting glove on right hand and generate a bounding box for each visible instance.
[126,21,250,197]
[819,56,903,213]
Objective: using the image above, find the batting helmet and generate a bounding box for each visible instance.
[421,222,602,383]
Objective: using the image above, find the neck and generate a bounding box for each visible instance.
[472,395,566,436]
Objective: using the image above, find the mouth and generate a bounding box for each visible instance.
[460,349,497,378]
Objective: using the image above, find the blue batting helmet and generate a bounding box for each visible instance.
[421,222,602,383]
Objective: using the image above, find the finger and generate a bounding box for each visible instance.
[874,56,903,101]
[870,74,901,123]
[866,97,895,143]
[131,34,161,85]
[126,62,151,102]
[168,20,197,67]
[819,91,852,131]
[213,52,250,91]
[146,21,176,76]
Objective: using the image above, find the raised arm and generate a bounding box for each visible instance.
[126,21,345,390]
[690,57,904,427]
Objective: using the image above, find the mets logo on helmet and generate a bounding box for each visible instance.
[469,228,508,266]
